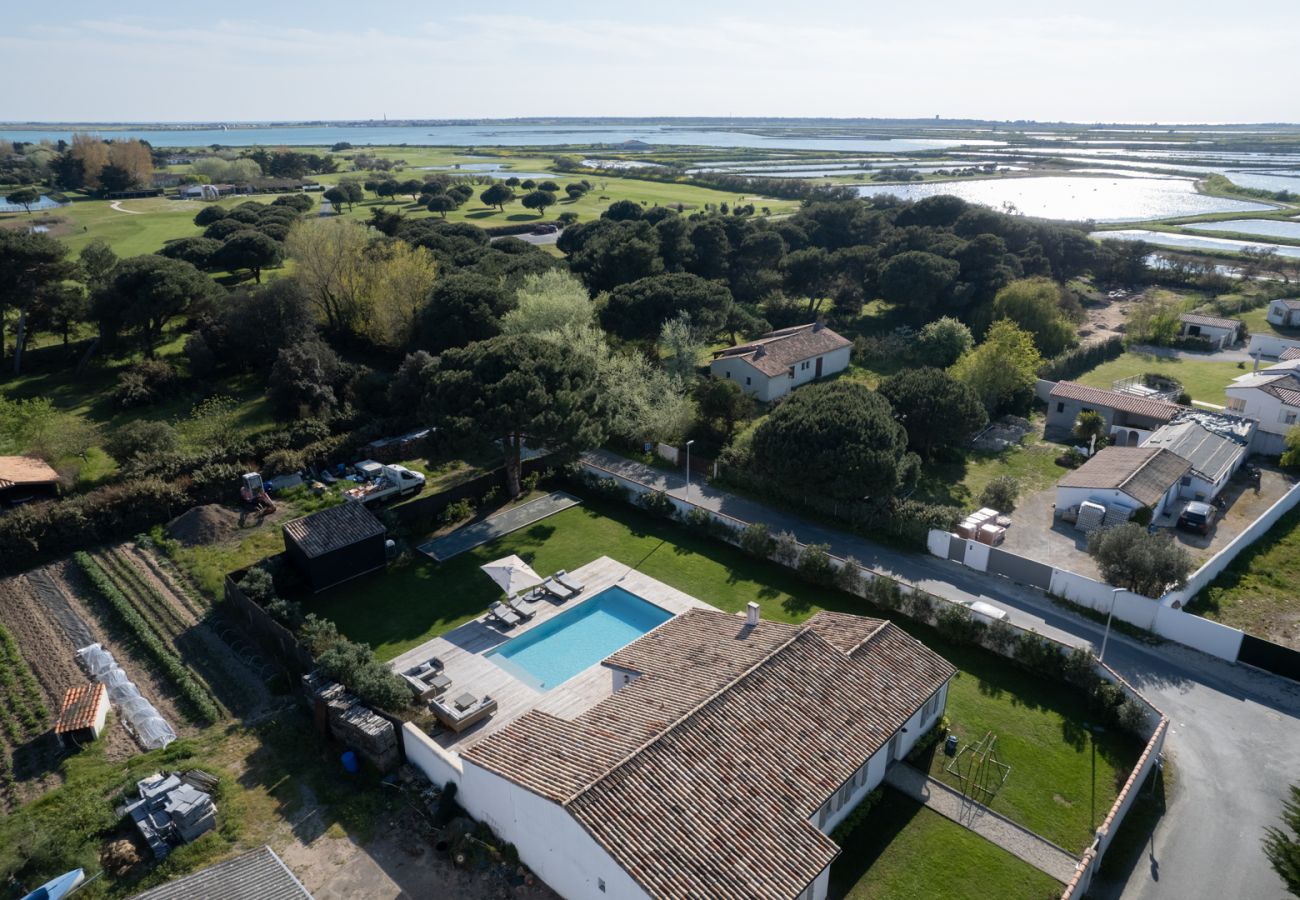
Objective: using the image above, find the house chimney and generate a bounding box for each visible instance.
[746,602,760,627]
[1253,351,1260,374]
[812,321,823,332]
[753,346,765,359]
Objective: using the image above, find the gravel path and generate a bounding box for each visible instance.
[885,762,1079,883]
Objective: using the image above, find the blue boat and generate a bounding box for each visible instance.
[21,868,84,900]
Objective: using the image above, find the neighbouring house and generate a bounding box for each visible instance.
[1282,347,1300,362]
[1044,381,1182,444]
[710,323,852,402]
[456,607,954,900]
[53,683,110,747]
[1266,297,1300,329]
[1226,361,1300,454]
[1056,446,1192,524]
[1141,411,1255,502]
[0,455,59,508]
[283,501,388,592]
[125,772,219,859]
[1246,332,1300,360]
[1178,312,1242,349]
[128,845,314,900]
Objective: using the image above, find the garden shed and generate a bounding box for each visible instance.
[283,502,387,593]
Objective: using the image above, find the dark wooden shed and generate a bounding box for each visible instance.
[282,502,387,593]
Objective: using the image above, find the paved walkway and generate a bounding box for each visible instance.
[885,763,1079,883]
[1129,342,1255,363]
[419,491,580,561]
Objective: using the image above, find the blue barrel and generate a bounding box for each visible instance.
[341,750,359,774]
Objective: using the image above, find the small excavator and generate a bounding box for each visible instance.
[239,473,276,525]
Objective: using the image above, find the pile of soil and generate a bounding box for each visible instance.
[166,504,241,547]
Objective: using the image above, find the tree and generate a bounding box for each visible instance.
[751,381,912,500]
[1087,523,1192,598]
[323,187,348,212]
[416,273,512,353]
[103,420,179,466]
[521,189,557,217]
[1264,784,1300,897]
[658,312,704,381]
[93,255,216,357]
[879,250,960,318]
[1281,426,1300,470]
[915,316,973,367]
[604,199,643,221]
[991,277,1077,357]
[1073,410,1107,449]
[5,187,40,214]
[68,132,109,190]
[424,334,605,496]
[78,239,119,294]
[481,183,515,211]
[500,270,592,336]
[565,183,588,200]
[364,240,438,350]
[878,367,988,458]
[0,230,78,374]
[215,231,283,283]
[193,205,227,227]
[601,272,733,341]
[268,338,350,418]
[285,218,371,334]
[400,179,424,202]
[979,475,1020,513]
[694,377,753,445]
[566,219,663,293]
[159,236,222,269]
[539,181,560,192]
[426,194,460,218]
[950,319,1042,416]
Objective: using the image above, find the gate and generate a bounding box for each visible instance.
[1238,634,1300,683]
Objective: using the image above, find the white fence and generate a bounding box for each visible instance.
[931,530,1246,661]
[402,722,463,787]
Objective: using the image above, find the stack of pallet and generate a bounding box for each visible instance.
[956,507,1006,546]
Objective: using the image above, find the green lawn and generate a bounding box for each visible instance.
[1073,350,1243,406]
[1187,502,1300,647]
[914,429,1065,511]
[313,497,1140,852]
[830,790,1062,900]
[1241,305,1300,341]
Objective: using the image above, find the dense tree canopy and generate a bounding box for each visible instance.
[915,316,973,367]
[214,230,284,283]
[93,255,217,357]
[601,273,733,341]
[500,270,593,336]
[751,381,912,500]
[423,334,605,495]
[0,230,78,373]
[991,277,1078,357]
[416,273,512,353]
[879,250,961,319]
[1087,523,1192,598]
[950,319,1042,416]
[878,367,988,458]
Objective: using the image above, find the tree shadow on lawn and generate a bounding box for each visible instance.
[826,788,925,899]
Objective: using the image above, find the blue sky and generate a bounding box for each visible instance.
[3,1,1297,123]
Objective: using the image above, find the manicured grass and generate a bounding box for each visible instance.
[1240,304,1300,341]
[1187,502,1300,647]
[1073,350,1243,405]
[914,429,1066,511]
[314,496,1140,852]
[830,789,1062,900]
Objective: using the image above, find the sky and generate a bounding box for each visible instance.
[3,0,1298,124]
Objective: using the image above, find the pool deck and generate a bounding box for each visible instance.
[389,556,714,753]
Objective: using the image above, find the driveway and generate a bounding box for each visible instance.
[584,450,1300,900]
[1130,343,1255,363]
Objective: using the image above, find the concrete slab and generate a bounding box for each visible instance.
[419,492,580,561]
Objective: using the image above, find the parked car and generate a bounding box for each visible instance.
[1177,501,1217,535]
[530,223,558,235]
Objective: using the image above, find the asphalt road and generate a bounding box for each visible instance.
[588,451,1300,899]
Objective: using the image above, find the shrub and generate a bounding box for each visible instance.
[521,470,541,494]
[907,590,934,620]
[1088,523,1191,598]
[1014,632,1066,679]
[884,499,962,549]
[836,556,864,595]
[1117,698,1150,735]
[636,490,677,519]
[236,566,277,605]
[441,498,474,525]
[262,448,306,476]
[265,597,304,630]
[1038,335,1124,381]
[905,715,950,764]
[830,789,884,845]
[864,576,903,611]
[103,420,179,466]
[584,475,628,503]
[935,604,985,645]
[480,486,500,508]
[773,530,801,567]
[985,618,1018,655]
[685,507,714,532]
[740,522,775,558]
[1131,505,1154,527]
[978,475,1020,513]
[111,360,180,409]
[1062,646,1099,690]
[797,544,836,587]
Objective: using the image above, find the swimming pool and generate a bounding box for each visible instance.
[486,586,673,691]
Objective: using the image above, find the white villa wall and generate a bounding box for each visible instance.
[1182,320,1235,348]
[710,345,850,403]
[1049,570,1160,630]
[1055,486,1138,518]
[401,723,463,788]
[1247,333,1300,359]
[460,760,652,900]
[1227,384,1296,437]
[709,356,772,399]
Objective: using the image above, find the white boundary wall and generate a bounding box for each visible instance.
[402,723,463,787]
[1247,333,1300,359]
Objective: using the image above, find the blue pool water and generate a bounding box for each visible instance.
[486,586,672,691]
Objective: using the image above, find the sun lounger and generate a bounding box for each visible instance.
[553,570,585,595]
[487,601,522,628]
[505,596,535,620]
[538,577,574,601]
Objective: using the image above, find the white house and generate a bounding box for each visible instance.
[710,323,852,402]
[1226,361,1300,454]
[456,608,954,900]
[1246,332,1300,360]
[1141,411,1254,502]
[1056,446,1191,522]
[1178,313,1241,350]
[1266,297,1300,329]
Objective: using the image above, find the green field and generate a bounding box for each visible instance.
[313,496,1140,853]
[1073,350,1243,405]
[914,428,1066,511]
[1240,304,1300,341]
[830,790,1062,900]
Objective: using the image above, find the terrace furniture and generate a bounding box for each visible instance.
[539,576,578,601]
[432,693,499,733]
[429,673,452,695]
[400,657,447,701]
[487,601,522,628]
[505,596,535,620]
[553,570,586,595]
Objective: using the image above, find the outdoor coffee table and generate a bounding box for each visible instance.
[453,692,477,711]
[430,674,452,694]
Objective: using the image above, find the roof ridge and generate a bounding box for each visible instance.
[565,618,810,806]
[845,618,892,656]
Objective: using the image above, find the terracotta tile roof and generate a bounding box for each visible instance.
[54,683,107,733]
[1180,312,1241,331]
[1049,381,1182,422]
[465,609,954,900]
[1058,447,1191,507]
[1277,298,1300,310]
[1279,346,1300,361]
[282,502,385,558]
[713,323,851,378]
[129,846,314,900]
[1260,373,1300,407]
[0,456,59,490]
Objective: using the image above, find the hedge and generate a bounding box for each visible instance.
[1038,335,1125,382]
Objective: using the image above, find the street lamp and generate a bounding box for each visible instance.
[684,440,695,496]
[1098,587,1122,664]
